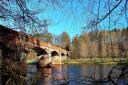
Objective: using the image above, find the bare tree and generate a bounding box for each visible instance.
[0,0,65,33]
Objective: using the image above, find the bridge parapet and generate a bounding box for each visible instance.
[0,25,69,65]
[27,36,67,53]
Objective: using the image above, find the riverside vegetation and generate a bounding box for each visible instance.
[63,58,127,64]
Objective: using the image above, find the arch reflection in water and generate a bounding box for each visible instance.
[28,64,128,85]
[38,65,68,85]
[37,68,52,85]
[27,64,68,85]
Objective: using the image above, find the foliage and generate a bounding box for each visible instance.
[33,32,53,43]
[61,32,70,51]
[70,35,79,59]
[70,28,128,59]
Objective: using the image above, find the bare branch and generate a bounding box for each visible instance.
[97,0,123,24]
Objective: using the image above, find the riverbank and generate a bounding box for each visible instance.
[63,58,127,64]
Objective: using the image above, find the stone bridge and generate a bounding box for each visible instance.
[26,35,68,64]
[0,25,69,65]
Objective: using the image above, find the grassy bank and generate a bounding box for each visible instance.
[62,58,127,64]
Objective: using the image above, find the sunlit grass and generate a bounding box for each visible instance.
[63,58,127,64]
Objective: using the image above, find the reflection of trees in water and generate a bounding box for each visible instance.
[108,60,128,85]
[27,67,52,85]
[26,62,127,85]
[2,60,127,85]
[51,60,128,85]
[27,65,68,85]
[25,61,128,85]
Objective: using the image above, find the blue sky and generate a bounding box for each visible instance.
[46,10,83,39]
[0,0,127,40]
[40,0,86,39]
[38,0,128,39]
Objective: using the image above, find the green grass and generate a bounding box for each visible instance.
[27,59,37,64]
[62,58,126,64]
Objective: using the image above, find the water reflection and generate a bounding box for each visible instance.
[37,68,52,85]
[27,64,127,85]
[27,64,68,85]
[67,64,113,79]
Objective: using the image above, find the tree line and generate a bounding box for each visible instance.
[34,29,128,59]
[70,28,128,59]
[34,28,128,59]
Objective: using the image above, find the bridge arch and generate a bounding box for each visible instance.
[66,54,69,57]
[32,47,48,57]
[51,51,59,57]
[61,53,65,56]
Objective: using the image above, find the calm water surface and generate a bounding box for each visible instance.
[27,64,127,85]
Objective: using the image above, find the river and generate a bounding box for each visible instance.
[27,64,128,85]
